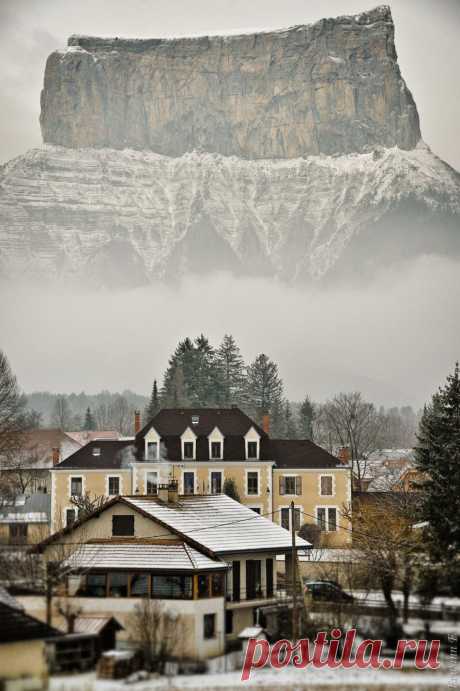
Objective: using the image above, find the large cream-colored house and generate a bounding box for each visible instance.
[51,408,352,547]
[34,490,309,660]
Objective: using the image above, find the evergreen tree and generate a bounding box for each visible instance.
[245,353,284,426]
[283,400,298,439]
[298,395,315,440]
[216,334,245,406]
[83,407,96,431]
[415,363,460,562]
[223,477,240,502]
[144,380,160,421]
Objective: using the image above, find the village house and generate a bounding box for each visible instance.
[32,488,310,660]
[50,407,352,546]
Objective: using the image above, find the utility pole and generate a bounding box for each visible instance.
[290,500,298,642]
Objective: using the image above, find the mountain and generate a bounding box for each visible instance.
[0,6,458,286]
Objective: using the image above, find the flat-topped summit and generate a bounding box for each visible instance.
[40,5,420,158]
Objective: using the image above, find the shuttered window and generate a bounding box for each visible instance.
[112,515,134,536]
[279,476,302,495]
[320,476,333,496]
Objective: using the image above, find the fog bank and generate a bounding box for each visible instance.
[1,255,458,408]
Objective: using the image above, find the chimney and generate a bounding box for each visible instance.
[134,410,141,434]
[52,447,60,466]
[337,446,351,465]
[262,413,270,435]
[168,480,179,504]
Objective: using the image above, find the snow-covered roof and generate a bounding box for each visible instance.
[126,494,310,555]
[65,541,228,571]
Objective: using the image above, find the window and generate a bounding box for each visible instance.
[210,442,222,459]
[197,574,209,598]
[250,507,261,514]
[191,415,199,426]
[320,476,333,496]
[317,507,338,532]
[247,441,258,459]
[246,560,262,599]
[9,524,28,545]
[210,471,222,494]
[232,561,240,602]
[225,610,233,634]
[247,471,259,495]
[108,476,120,496]
[280,476,302,495]
[130,574,149,597]
[211,573,224,597]
[108,572,129,597]
[183,442,194,459]
[281,507,300,531]
[183,471,195,495]
[85,573,106,597]
[146,471,158,495]
[152,575,192,599]
[266,559,274,598]
[92,447,101,457]
[281,507,290,530]
[66,508,76,526]
[147,441,158,461]
[112,515,134,536]
[203,613,216,639]
[70,477,82,497]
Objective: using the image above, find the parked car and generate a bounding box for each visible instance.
[304,580,354,603]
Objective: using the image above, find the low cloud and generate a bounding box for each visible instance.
[1,254,458,408]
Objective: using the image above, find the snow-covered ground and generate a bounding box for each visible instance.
[49,665,456,690]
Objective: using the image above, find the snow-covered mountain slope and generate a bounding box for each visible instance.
[0,142,458,286]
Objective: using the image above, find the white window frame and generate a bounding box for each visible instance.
[182,469,196,495]
[144,427,160,461]
[279,504,302,532]
[145,470,159,495]
[64,505,77,527]
[68,475,84,499]
[281,474,301,496]
[208,469,224,495]
[208,427,224,460]
[244,427,260,461]
[106,474,122,497]
[318,474,335,498]
[181,427,197,461]
[245,468,260,497]
[316,505,339,532]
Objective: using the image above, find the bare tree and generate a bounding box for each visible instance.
[70,493,112,520]
[315,392,386,488]
[128,600,183,672]
[0,350,28,462]
[51,395,72,429]
[343,493,421,637]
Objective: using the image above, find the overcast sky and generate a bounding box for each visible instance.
[0,0,459,169]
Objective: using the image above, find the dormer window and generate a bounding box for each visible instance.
[181,427,197,461]
[211,442,222,459]
[191,415,199,426]
[247,442,258,458]
[208,426,224,460]
[147,441,158,461]
[92,447,101,457]
[144,427,160,461]
[244,427,260,460]
[183,442,194,459]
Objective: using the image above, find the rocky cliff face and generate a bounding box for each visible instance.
[0,143,458,287]
[40,5,420,158]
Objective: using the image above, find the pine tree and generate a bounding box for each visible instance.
[144,380,160,421]
[298,395,315,440]
[216,334,245,406]
[415,363,460,562]
[223,477,240,502]
[283,400,298,439]
[83,406,96,431]
[245,353,284,426]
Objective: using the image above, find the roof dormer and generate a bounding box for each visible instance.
[244,426,260,460]
[181,426,197,461]
[208,426,224,460]
[144,426,160,461]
